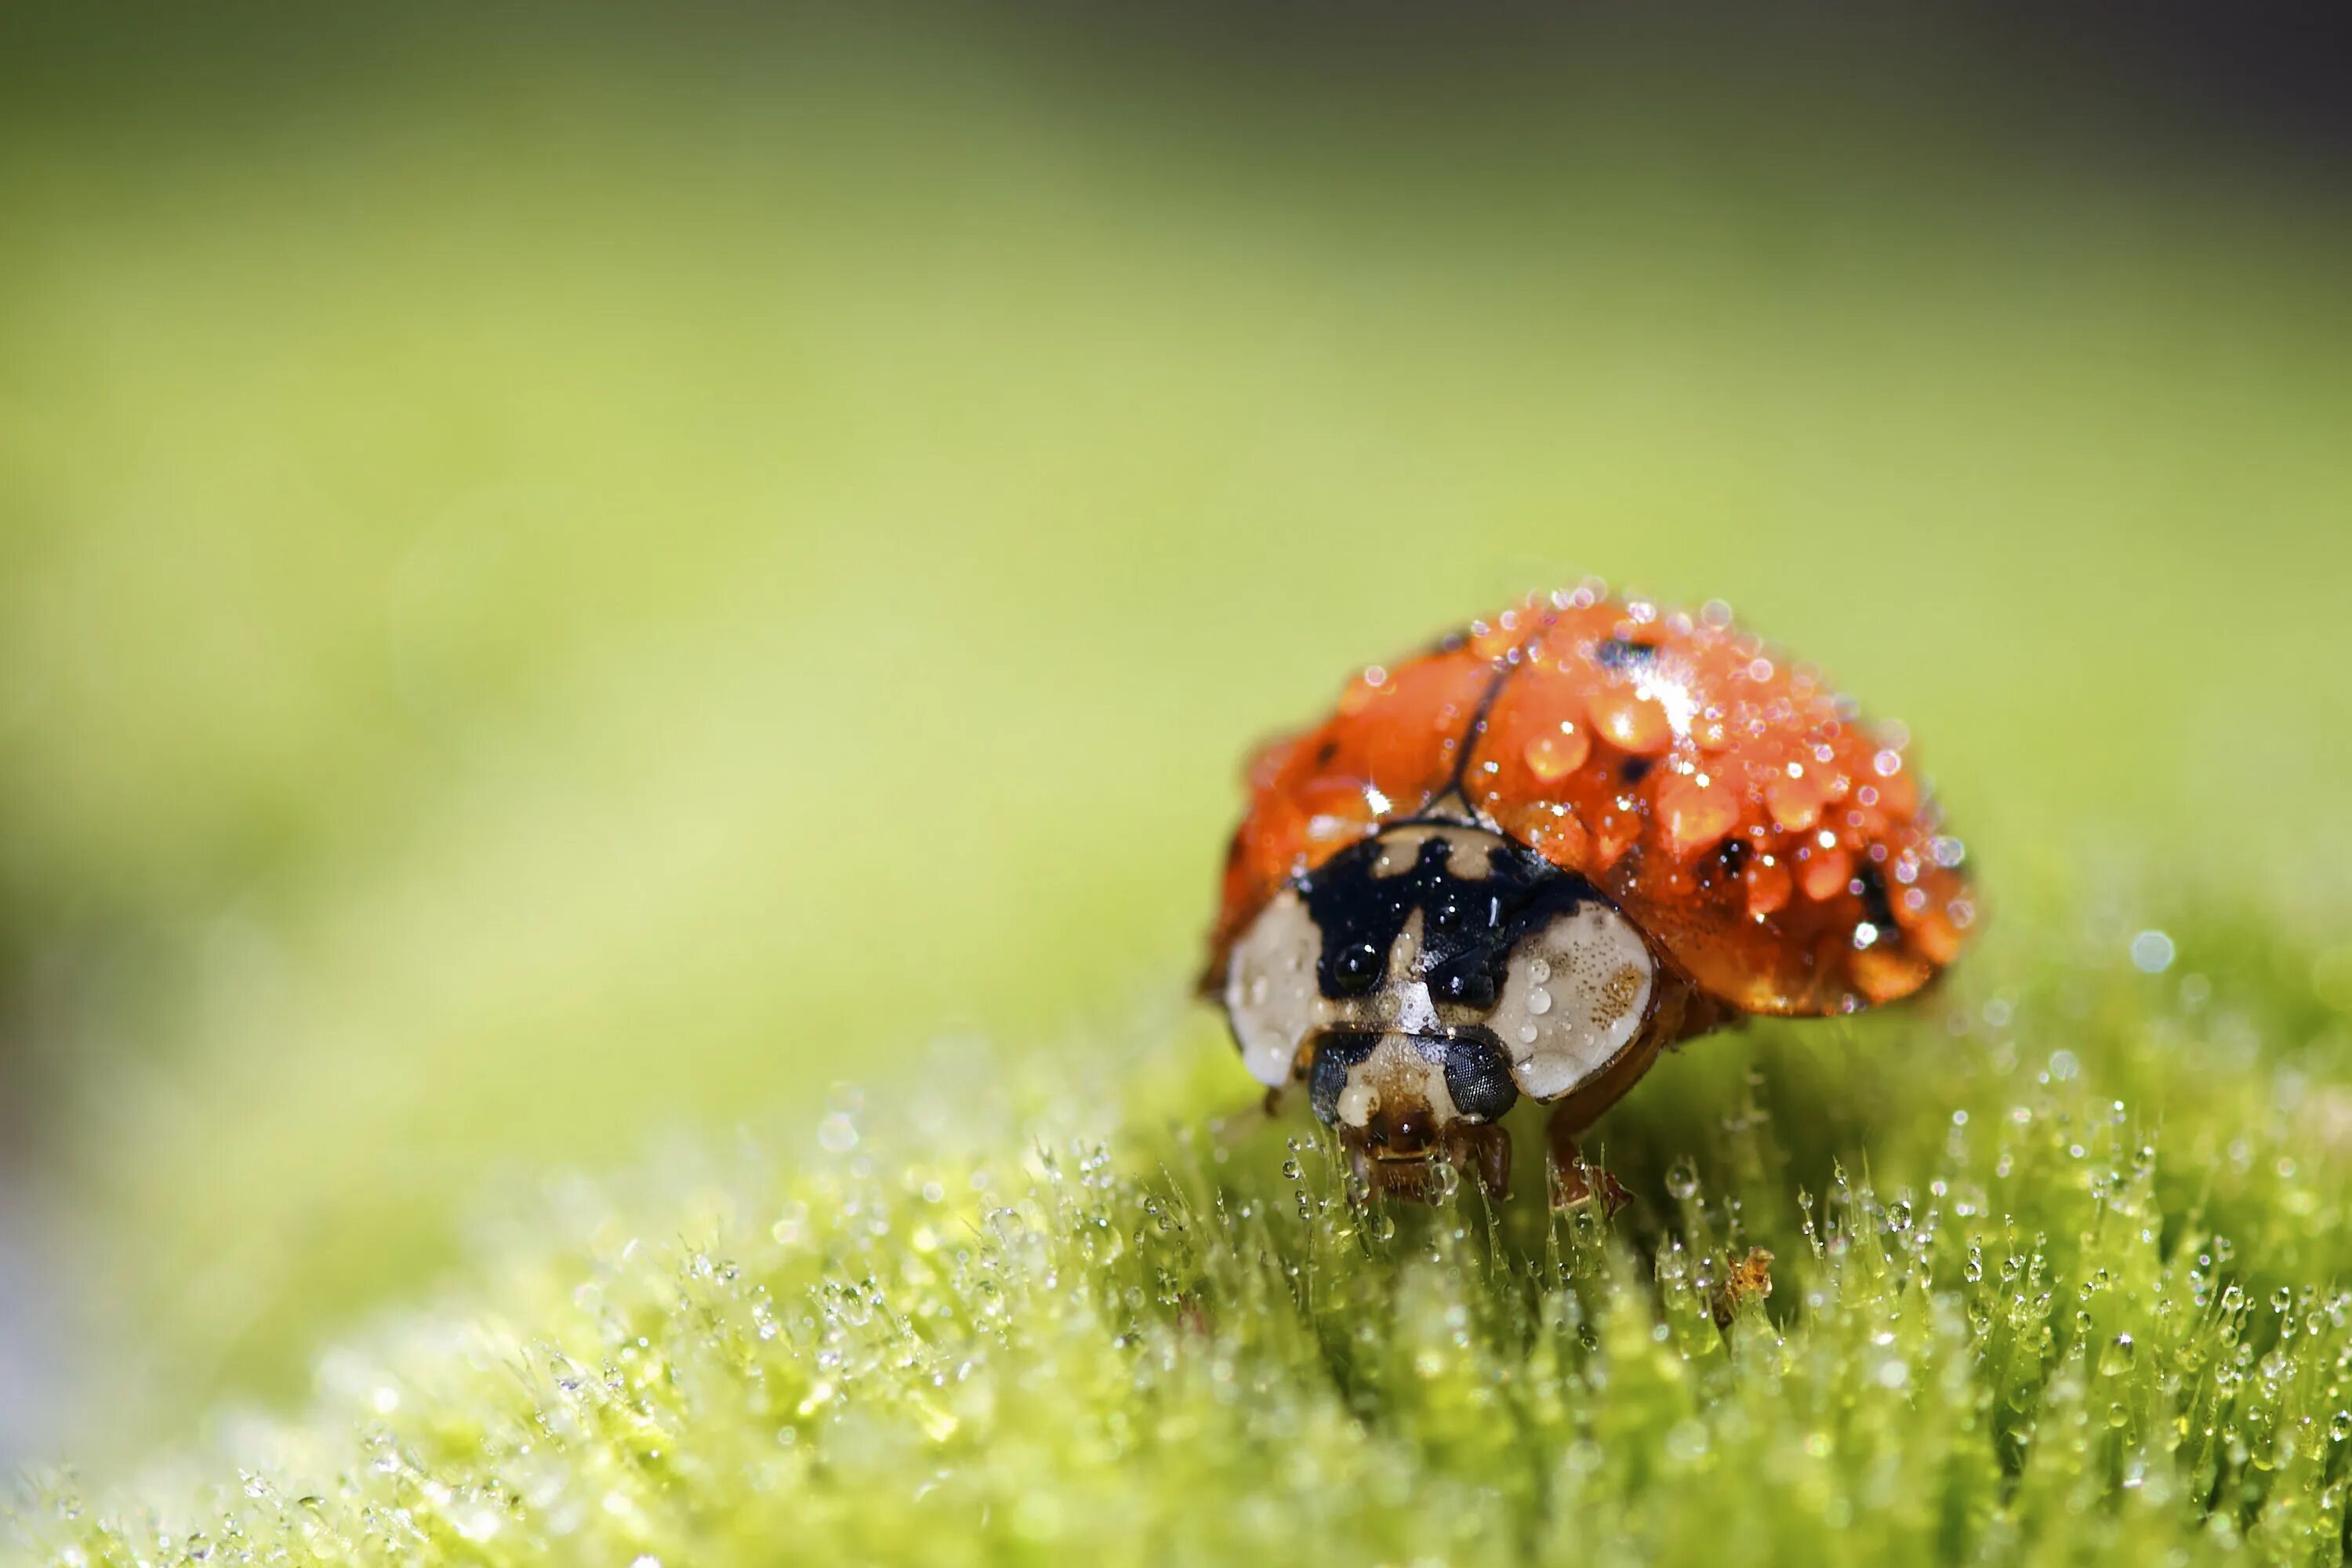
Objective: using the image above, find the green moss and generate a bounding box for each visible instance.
[17,895,2352,1566]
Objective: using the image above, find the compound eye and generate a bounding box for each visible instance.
[1222,889,1324,1087]
[1441,1037,1520,1123]
[1490,901,1657,1101]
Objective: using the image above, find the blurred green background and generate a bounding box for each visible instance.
[2,3,2350,1463]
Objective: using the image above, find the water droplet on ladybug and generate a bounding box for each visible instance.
[1523,725,1589,783]
[1334,942,1383,992]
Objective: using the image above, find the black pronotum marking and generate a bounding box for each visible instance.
[1297,831,1597,1012]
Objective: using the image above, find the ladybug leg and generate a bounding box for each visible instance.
[1545,1100,1629,1216]
[1208,1080,1294,1149]
[1539,973,1706,1210]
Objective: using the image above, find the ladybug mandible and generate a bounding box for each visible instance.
[1201,583,1974,1205]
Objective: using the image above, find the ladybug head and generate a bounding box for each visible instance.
[1291,1029,1519,1198]
[1218,817,1676,1192]
[1306,1026,1517,1152]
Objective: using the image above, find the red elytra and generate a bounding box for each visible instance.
[1204,586,1975,1019]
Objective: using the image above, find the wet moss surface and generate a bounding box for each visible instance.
[18,894,2352,1566]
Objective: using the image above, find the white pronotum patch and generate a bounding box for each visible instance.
[1368,822,1494,880]
[1490,902,1657,1100]
[1224,887,1323,1087]
[1226,894,1445,1087]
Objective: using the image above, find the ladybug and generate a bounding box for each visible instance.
[1201,583,1974,1205]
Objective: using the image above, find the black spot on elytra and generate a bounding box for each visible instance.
[1855,862,1900,934]
[1621,757,1653,785]
[1595,637,1658,671]
[1296,831,1599,1014]
[1313,739,1340,767]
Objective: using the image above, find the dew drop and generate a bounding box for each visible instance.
[1523,726,1590,784]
